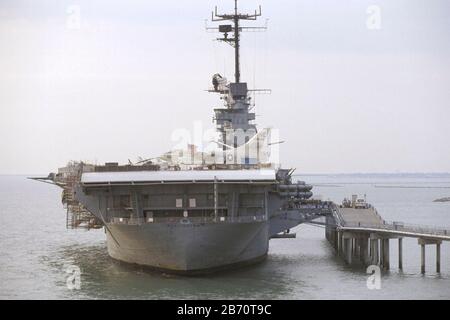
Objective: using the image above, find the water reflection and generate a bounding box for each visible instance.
[5,174,449,299]
[48,243,300,299]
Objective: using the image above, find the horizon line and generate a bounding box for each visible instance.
[2,171,450,177]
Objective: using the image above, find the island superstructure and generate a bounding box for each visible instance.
[32,0,331,274]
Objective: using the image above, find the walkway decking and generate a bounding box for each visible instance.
[337,206,450,241]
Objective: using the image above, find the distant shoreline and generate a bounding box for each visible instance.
[295,173,450,177]
[434,197,450,202]
[374,185,450,189]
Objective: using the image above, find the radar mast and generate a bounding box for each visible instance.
[212,0,263,83]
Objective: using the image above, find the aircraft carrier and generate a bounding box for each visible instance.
[32,0,332,274]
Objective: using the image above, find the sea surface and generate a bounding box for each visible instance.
[0,173,450,300]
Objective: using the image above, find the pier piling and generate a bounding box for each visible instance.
[360,237,369,265]
[436,243,441,273]
[382,239,390,270]
[344,238,352,264]
[421,243,426,274]
[418,238,442,274]
[370,239,379,265]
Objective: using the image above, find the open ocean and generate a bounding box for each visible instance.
[0,173,449,299]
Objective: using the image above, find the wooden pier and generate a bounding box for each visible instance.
[325,201,450,273]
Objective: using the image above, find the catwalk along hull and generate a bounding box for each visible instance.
[105,220,269,273]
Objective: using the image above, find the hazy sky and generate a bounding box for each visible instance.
[0,0,449,174]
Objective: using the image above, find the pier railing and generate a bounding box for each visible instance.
[342,220,450,237]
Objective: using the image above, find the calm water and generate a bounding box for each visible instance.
[1,174,450,300]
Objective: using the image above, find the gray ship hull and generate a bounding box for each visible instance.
[106,220,269,273]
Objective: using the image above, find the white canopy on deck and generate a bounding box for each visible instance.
[81,169,277,185]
